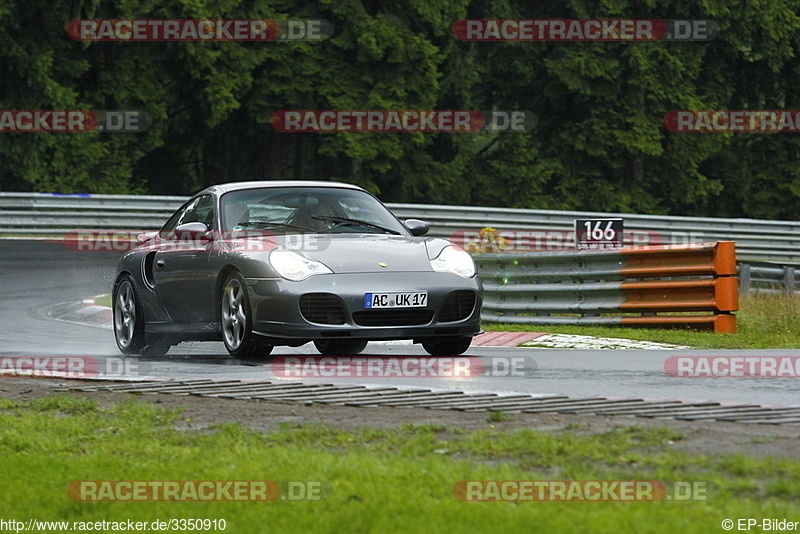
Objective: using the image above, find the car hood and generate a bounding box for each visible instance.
[279,234,446,274]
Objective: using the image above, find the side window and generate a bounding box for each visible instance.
[193,195,215,229]
[159,195,214,236]
[160,198,198,236]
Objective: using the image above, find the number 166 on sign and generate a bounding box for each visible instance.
[574,218,623,250]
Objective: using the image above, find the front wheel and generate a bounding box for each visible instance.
[313,339,368,356]
[113,276,170,357]
[421,336,472,356]
[220,272,274,359]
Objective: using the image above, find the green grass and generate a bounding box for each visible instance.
[0,396,798,533]
[486,293,800,349]
[487,410,513,423]
[94,293,112,308]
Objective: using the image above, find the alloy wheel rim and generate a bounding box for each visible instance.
[114,281,136,348]
[222,279,247,350]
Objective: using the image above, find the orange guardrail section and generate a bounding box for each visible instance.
[478,241,739,333]
[620,242,737,333]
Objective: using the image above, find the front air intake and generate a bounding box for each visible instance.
[299,293,347,325]
[438,290,476,322]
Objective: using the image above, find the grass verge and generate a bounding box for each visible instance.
[487,293,800,349]
[0,396,798,533]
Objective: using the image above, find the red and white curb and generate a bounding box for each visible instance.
[471,331,549,346]
[522,334,689,350]
[78,294,113,326]
[48,294,113,330]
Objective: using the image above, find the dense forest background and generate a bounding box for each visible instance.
[1,0,799,219]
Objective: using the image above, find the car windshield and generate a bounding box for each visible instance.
[220,187,407,235]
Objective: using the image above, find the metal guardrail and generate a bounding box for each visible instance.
[0,191,788,301]
[390,203,800,265]
[0,192,183,231]
[1,192,798,264]
[476,242,738,333]
[739,263,797,295]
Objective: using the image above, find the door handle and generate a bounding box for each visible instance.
[155,259,165,269]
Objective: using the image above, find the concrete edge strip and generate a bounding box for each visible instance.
[54,378,800,426]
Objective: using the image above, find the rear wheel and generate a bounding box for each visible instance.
[421,336,472,356]
[220,271,274,359]
[113,276,170,357]
[313,339,368,356]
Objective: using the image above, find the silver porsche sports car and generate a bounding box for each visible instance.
[112,181,483,359]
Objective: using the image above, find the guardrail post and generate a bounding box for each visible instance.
[784,266,796,294]
[738,263,750,297]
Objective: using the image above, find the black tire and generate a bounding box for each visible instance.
[113,275,170,357]
[313,339,368,356]
[421,336,473,356]
[220,271,274,359]
[140,339,171,357]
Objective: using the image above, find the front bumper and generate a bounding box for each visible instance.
[246,271,482,341]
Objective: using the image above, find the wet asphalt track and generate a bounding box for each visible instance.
[1,239,798,407]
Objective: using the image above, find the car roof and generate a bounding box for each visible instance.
[196,180,366,196]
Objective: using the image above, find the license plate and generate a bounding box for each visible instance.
[364,292,428,309]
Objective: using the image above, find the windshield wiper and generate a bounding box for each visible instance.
[235,221,315,232]
[311,215,401,235]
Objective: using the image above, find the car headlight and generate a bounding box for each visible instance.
[269,249,332,281]
[430,246,476,278]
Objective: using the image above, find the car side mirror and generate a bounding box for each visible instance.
[404,219,429,236]
[136,231,157,244]
[174,222,214,241]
